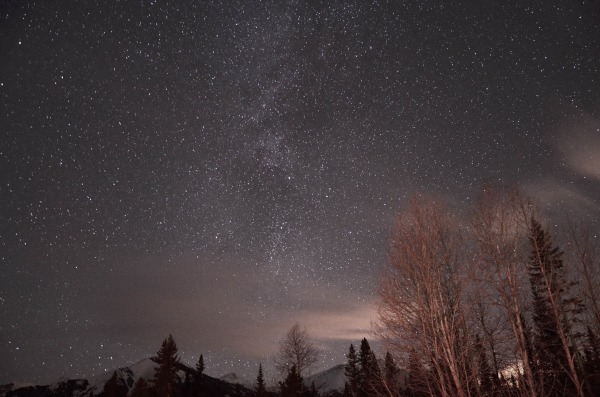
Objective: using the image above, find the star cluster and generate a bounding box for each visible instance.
[1,0,599,384]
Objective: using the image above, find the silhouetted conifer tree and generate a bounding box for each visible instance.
[405,349,428,397]
[310,381,318,397]
[233,383,245,397]
[345,344,360,397]
[383,352,400,397]
[358,338,382,397]
[343,382,350,397]
[584,326,600,396]
[195,354,204,397]
[131,378,150,397]
[255,364,267,397]
[280,365,304,397]
[528,218,583,396]
[152,335,181,397]
[103,371,121,397]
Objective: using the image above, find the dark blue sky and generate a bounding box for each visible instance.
[1,0,599,384]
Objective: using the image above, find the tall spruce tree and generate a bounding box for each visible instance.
[383,352,400,397]
[405,349,428,397]
[131,378,149,397]
[280,365,304,397]
[585,326,600,396]
[152,335,181,397]
[255,364,267,397]
[309,381,318,397]
[345,344,360,397]
[358,338,382,397]
[195,354,204,397]
[103,371,122,397]
[527,217,583,396]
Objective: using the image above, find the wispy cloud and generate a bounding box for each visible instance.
[556,113,600,181]
[522,177,599,217]
[297,302,377,342]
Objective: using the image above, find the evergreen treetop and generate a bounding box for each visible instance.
[280,365,304,397]
[255,363,267,397]
[195,354,204,397]
[153,335,181,397]
[358,338,382,397]
[345,343,360,397]
[131,377,149,397]
[383,352,400,396]
[527,217,582,396]
[196,354,205,376]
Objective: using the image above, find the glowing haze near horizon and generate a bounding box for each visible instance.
[1,0,599,385]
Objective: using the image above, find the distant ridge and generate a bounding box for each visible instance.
[1,358,248,397]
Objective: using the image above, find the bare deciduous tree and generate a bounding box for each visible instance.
[276,322,319,378]
[568,221,600,333]
[471,185,539,397]
[377,196,477,397]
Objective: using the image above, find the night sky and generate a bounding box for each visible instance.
[1,0,600,385]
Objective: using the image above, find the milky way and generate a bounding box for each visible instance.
[1,0,599,384]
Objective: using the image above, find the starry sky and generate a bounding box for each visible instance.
[1,0,600,385]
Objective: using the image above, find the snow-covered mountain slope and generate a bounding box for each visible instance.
[0,359,161,397]
[304,362,407,394]
[219,372,252,388]
[83,357,161,396]
[305,364,346,393]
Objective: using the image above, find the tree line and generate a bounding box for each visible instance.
[343,338,402,397]
[100,185,600,397]
[100,324,321,397]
